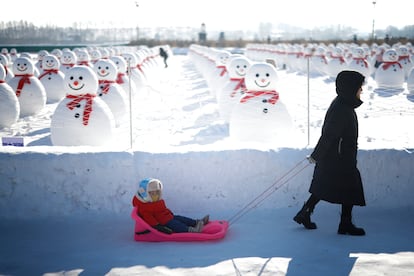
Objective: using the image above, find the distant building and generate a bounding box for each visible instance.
[218,31,225,47]
[199,23,207,44]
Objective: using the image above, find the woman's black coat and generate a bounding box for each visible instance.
[309,71,366,206]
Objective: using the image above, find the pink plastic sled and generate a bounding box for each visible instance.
[131,207,229,242]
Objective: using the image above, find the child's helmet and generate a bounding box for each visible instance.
[137,178,163,202]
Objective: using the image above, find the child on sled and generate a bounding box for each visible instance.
[132,178,209,234]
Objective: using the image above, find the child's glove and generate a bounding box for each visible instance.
[153,224,173,234]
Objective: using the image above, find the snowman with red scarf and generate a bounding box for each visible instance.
[0,64,19,128]
[93,58,128,127]
[216,55,251,123]
[374,48,405,94]
[38,54,66,103]
[347,46,372,79]
[229,62,293,143]
[50,65,115,146]
[7,56,46,117]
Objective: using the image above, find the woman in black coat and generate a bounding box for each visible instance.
[294,70,366,236]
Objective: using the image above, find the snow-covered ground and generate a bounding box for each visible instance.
[0,51,414,276]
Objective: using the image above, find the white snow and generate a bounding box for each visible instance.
[0,51,414,276]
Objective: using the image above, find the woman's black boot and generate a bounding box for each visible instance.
[337,215,365,236]
[293,203,317,229]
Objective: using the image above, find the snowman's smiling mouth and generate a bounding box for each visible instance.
[255,81,270,88]
[17,67,28,72]
[98,72,110,77]
[69,83,85,90]
[236,70,245,77]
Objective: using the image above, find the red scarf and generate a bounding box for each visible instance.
[98,80,114,94]
[116,73,125,84]
[398,56,411,63]
[229,78,246,97]
[136,64,144,74]
[38,69,59,80]
[15,74,33,97]
[78,61,90,66]
[316,55,328,64]
[332,56,346,64]
[382,61,402,70]
[66,93,96,126]
[240,90,279,104]
[353,58,368,68]
[217,65,227,76]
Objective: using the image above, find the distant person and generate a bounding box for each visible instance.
[132,178,209,234]
[293,70,366,236]
[159,47,168,68]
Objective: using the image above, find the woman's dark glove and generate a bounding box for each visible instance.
[307,155,316,164]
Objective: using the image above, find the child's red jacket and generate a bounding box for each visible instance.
[132,196,174,226]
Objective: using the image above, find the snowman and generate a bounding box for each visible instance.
[0,54,14,82]
[298,46,313,75]
[229,62,293,143]
[35,50,49,74]
[50,66,115,146]
[216,56,251,122]
[121,52,148,98]
[326,46,348,79]
[407,67,414,95]
[0,64,20,128]
[93,59,128,127]
[90,49,102,65]
[311,45,329,76]
[1,48,11,62]
[51,48,63,62]
[9,48,18,62]
[206,49,231,97]
[347,46,371,79]
[60,50,78,75]
[99,48,110,59]
[76,49,92,67]
[38,54,66,103]
[110,55,133,96]
[7,56,46,117]
[18,52,40,77]
[374,48,405,93]
[396,45,413,79]
[285,44,301,73]
[135,50,150,77]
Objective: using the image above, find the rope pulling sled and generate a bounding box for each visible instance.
[228,158,311,226]
[131,158,310,241]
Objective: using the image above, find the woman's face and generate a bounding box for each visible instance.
[356,87,363,100]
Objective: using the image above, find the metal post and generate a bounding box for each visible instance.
[307,56,310,146]
[372,1,377,40]
[127,60,133,149]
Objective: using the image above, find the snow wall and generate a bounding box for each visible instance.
[0,148,413,219]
